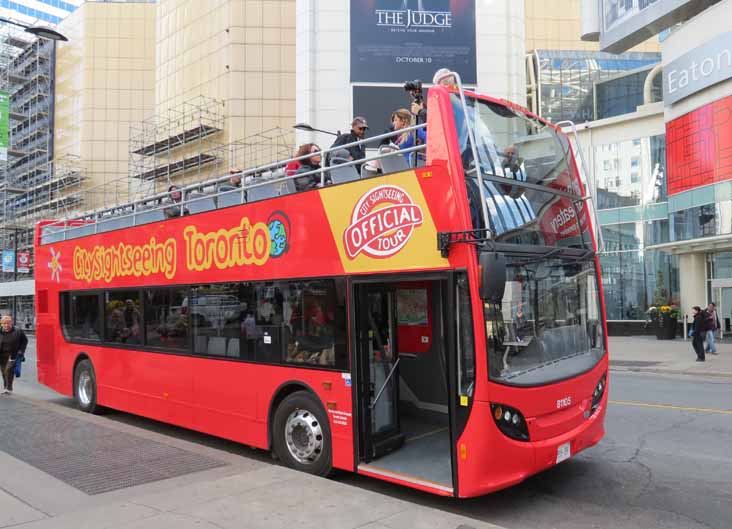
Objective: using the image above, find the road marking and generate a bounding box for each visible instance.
[610,400,732,415]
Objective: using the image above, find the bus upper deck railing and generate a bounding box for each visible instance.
[40,124,428,244]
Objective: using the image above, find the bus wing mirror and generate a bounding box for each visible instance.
[479,251,506,303]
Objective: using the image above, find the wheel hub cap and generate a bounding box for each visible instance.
[78,372,92,405]
[284,408,323,465]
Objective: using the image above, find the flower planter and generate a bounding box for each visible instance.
[655,313,677,340]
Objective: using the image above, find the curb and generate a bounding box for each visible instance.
[610,366,732,379]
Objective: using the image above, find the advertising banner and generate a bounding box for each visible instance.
[2,250,15,273]
[0,90,8,162]
[16,251,31,274]
[666,96,732,195]
[350,0,476,84]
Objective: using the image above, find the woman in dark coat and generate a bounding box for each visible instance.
[692,306,706,362]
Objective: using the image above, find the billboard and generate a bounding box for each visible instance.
[0,90,8,162]
[350,0,476,84]
[666,96,732,195]
[16,251,31,274]
[600,0,721,54]
[2,250,15,273]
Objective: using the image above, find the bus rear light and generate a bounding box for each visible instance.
[490,403,529,442]
[591,374,607,413]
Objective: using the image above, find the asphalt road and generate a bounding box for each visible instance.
[15,340,732,529]
[340,372,732,529]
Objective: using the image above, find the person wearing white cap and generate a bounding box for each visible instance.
[329,116,369,169]
[433,67,457,87]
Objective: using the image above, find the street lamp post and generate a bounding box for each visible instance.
[0,16,68,41]
[293,123,340,137]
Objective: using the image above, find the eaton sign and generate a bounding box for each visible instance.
[663,32,732,105]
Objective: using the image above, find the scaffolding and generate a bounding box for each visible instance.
[128,95,226,197]
[0,19,63,269]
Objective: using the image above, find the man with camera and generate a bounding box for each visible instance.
[404,79,427,126]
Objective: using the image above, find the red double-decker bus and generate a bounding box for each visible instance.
[34,75,608,498]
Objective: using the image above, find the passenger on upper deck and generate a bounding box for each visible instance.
[329,117,368,169]
[390,108,426,162]
[228,167,244,187]
[289,143,322,191]
[163,185,189,219]
[433,67,457,88]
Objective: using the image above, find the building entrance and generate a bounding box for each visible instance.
[710,280,732,336]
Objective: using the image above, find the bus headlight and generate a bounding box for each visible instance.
[490,403,529,442]
[591,374,607,413]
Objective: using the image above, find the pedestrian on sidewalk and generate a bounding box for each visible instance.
[705,302,720,355]
[0,315,28,394]
[691,306,706,362]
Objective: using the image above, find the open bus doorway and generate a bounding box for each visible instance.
[354,279,453,493]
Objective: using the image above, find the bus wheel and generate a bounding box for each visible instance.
[74,359,100,414]
[273,391,332,477]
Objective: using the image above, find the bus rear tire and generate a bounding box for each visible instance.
[74,359,101,414]
[273,391,332,477]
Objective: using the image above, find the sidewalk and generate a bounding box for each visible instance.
[0,390,503,529]
[609,335,732,377]
[7,464,503,529]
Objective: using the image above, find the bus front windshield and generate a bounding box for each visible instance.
[452,94,605,386]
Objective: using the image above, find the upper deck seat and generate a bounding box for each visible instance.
[247,182,278,202]
[379,146,410,174]
[134,206,165,225]
[97,214,133,233]
[66,223,96,239]
[187,192,217,214]
[41,226,65,244]
[217,184,245,208]
[330,164,360,184]
[274,178,296,196]
[329,154,360,184]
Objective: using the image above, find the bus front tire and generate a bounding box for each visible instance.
[273,391,332,477]
[73,359,101,414]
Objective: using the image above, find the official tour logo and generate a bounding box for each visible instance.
[344,185,424,259]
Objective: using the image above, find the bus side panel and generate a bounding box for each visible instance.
[35,319,62,392]
[51,340,354,472]
[93,348,195,427]
[192,362,354,471]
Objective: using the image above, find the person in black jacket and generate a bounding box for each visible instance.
[329,117,368,169]
[0,315,28,394]
[691,306,706,362]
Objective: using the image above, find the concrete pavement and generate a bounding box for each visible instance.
[608,334,732,378]
[1,333,726,529]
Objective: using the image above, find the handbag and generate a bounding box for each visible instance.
[13,358,21,378]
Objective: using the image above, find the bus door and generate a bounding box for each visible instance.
[355,279,454,493]
[356,284,403,460]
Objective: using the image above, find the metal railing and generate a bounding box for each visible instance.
[40,124,428,242]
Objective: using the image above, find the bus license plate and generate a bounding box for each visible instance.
[556,442,571,464]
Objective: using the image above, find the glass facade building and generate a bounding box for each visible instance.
[594,133,680,321]
[532,49,660,123]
